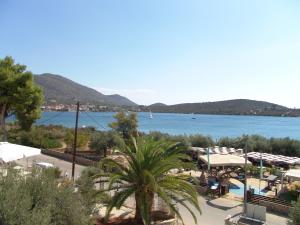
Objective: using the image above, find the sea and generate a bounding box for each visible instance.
[31,112,300,140]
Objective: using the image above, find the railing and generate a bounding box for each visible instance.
[248,194,293,215]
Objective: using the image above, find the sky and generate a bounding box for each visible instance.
[1,0,300,107]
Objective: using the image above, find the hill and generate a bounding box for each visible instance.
[34,73,137,106]
[148,99,300,117]
[148,103,168,107]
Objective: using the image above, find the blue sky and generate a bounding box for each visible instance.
[1,0,300,107]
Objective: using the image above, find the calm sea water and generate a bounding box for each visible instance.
[33,112,300,140]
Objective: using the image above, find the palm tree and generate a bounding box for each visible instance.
[99,138,201,225]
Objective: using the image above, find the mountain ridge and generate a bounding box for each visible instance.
[146,99,300,117]
[34,73,137,106]
[33,73,300,116]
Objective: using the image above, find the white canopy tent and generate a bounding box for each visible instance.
[199,154,251,167]
[0,142,41,163]
[285,169,300,181]
[247,152,300,166]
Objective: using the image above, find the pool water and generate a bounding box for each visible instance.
[229,183,267,197]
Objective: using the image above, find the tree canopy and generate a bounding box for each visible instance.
[64,130,90,149]
[89,131,125,156]
[109,111,138,140]
[0,56,43,140]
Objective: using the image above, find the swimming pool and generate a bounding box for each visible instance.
[229,183,267,197]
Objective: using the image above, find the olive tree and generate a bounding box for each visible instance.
[89,131,124,156]
[109,111,138,140]
[0,168,89,225]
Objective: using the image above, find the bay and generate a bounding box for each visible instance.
[34,112,300,140]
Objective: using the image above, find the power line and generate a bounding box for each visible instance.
[83,111,108,130]
[37,111,66,124]
[38,111,109,131]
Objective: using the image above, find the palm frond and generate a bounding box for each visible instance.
[98,137,201,225]
[105,187,135,221]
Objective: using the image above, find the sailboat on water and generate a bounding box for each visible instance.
[149,110,153,119]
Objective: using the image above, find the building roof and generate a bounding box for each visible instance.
[247,152,300,165]
[0,142,41,163]
[199,154,251,167]
[190,146,244,155]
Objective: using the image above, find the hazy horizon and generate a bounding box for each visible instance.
[1,1,300,107]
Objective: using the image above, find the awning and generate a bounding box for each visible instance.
[199,154,251,167]
[0,142,41,163]
[285,169,300,180]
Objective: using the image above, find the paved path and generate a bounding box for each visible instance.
[16,153,86,179]
[178,196,288,225]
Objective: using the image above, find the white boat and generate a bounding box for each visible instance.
[149,111,153,119]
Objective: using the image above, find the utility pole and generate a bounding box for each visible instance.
[243,142,248,216]
[259,150,263,195]
[207,147,210,171]
[71,101,80,181]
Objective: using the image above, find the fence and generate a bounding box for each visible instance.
[248,193,293,216]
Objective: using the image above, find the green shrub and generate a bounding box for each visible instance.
[189,134,214,147]
[42,167,62,179]
[15,130,62,149]
[89,131,124,155]
[64,130,90,149]
[40,138,62,149]
[76,167,110,211]
[288,197,300,225]
[0,169,89,225]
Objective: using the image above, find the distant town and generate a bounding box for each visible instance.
[41,103,142,112]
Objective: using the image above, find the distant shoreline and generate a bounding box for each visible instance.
[32,111,300,139]
[41,109,300,118]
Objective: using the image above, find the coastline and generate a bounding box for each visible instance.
[41,109,300,118]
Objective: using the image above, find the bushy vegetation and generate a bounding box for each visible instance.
[217,135,300,157]
[145,132,300,157]
[76,167,111,212]
[5,120,300,158]
[64,130,90,149]
[8,125,65,149]
[42,166,62,179]
[89,131,125,156]
[279,182,300,204]
[0,168,90,225]
[288,197,300,225]
[189,134,215,148]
